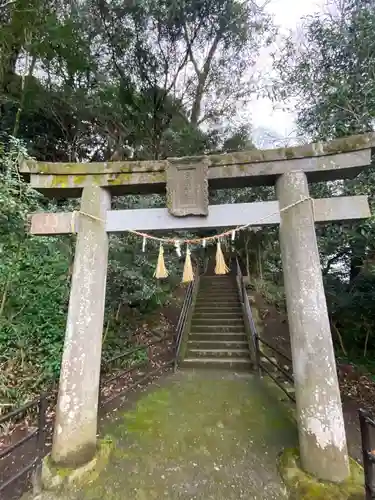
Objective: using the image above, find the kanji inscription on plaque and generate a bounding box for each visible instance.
[166,158,209,217]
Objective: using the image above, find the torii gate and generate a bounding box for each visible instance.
[21,133,374,483]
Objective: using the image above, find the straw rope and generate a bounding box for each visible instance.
[70,196,313,245]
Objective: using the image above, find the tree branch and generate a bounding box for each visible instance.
[182,21,200,77]
[0,0,16,9]
[322,248,350,276]
[190,31,222,125]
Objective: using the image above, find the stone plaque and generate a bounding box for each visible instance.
[166,158,209,217]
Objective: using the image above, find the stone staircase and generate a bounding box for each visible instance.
[181,275,253,371]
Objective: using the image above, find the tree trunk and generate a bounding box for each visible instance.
[189,32,221,125]
[12,53,37,137]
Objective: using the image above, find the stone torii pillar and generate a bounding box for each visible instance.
[276,171,349,482]
[51,186,111,467]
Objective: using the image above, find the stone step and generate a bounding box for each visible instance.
[187,348,250,358]
[194,306,242,313]
[181,357,253,371]
[193,310,242,315]
[199,286,238,292]
[198,300,240,306]
[200,276,235,280]
[191,317,244,326]
[190,332,247,342]
[190,324,245,333]
[199,281,237,286]
[199,287,238,291]
[197,290,238,300]
[192,313,242,321]
[199,286,238,294]
[188,340,248,350]
[197,295,239,301]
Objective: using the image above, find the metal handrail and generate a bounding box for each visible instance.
[359,408,375,499]
[256,336,292,364]
[0,393,47,495]
[0,334,175,497]
[235,257,261,374]
[175,272,199,367]
[235,257,295,399]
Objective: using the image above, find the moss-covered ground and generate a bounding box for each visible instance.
[35,370,298,499]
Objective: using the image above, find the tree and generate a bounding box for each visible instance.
[274,0,375,140]
[91,0,273,158]
[273,0,375,359]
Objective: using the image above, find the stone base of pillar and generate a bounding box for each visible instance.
[279,448,364,499]
[41,439,113,492]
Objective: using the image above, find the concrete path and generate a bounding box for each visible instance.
[35,370,298,500]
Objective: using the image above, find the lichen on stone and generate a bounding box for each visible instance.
[278,448,364,500]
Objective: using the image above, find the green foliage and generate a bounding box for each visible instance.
[274,0,375,140]
[250,278,286,312]
[0,139,181,407]
[0,139,71,404]
[272,0,375,366]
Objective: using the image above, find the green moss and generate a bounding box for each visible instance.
[42,438,113,492]
[323,133,373,155]
[119,165,133,173]
[72,175,88,185]
[51,175,68,187]
[38,162,86,175]
[38,372,299,499]
[106,173,132,185]
[284,147,298,159]
[279,448,364,500]
[112,372,297,460]
[149,171,167,182]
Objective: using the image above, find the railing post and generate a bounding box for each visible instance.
[253,333,262,377]
[245,283,261,377]
[359,409,375,500]
[235,257,243,303]
[32,393,47,494]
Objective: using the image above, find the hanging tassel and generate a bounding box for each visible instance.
[215,240,229,275]
[174,240,181,257]
[202,238,206,248]
[142,236,146,253]
[231,230,236,242]
[182,246,194,283]
[154,244,168,279]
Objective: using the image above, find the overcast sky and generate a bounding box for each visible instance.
[250,0,325,146]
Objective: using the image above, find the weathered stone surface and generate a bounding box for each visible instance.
[279,448,364,499]
[51,186,111,467]
[20,158,168,175]
[20,132,375,175]
[29,212,79,235]
[276,171,350,483]
[166,158,208,216]
[28,196,371,235]
[19,132,375,196]
[42,439,113,491]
